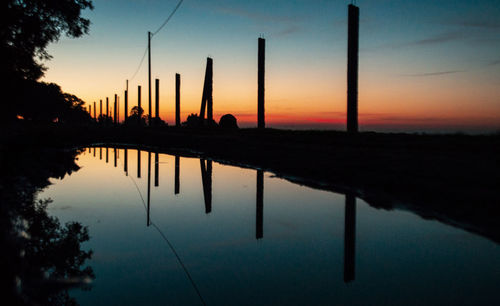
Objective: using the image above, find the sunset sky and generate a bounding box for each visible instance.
[43,0,500,132]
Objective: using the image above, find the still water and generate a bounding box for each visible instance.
[38,147,499,306]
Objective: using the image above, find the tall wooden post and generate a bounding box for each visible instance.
[100,99,102,119]
[138,85,142,124]
[88,105,91,115]
[93,101,96,120]
[199,58,213,123]
[344,193,356,283]
[175,73,181,127]
[258,38,266,129]
[148,31,152,126]
[347,4,359,133]
[256,170,264,239]
[155,78,159,123]
[124,90,128,122]
[114,94,117,125]
[106,97,109,120]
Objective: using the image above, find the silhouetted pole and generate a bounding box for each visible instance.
[344,193,356,283]
[347,4,359,133]
[148,31,152,126]
[88,105,91,116]
[124,90,128,123]
[137,149,141,178]
[258,38,266,129]
[154,152,159,187]
[155,78,160,125]
[117,97,120,124]
[93,101,96,120]
[147,151,151,226]
[99,99,102,120]
[175,155,180,194]
[106,97,109,119]
[138,85,142,124]
[114,94,117,125]
[199,58,213,123]
[175,73,181,127]
[256,170,264,239]
[114,147,117,167]
[124,148,128,175]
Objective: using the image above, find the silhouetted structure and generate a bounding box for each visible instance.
[124,148,128,175]
[200,159,212,213]
[137,149,141,178]
[114,94,117,125]
[100,99,102,119]
[124,90,128,122]
[155,79,159,125]
[219,114,238,129]
[258,38,266,129]
[344,193,356,283]
[256,170,264,239]
[176,73,181,127]
[154,152,159,187]
[175,155,180,194]
[199,58,213,124]
[88,105,91,117]
[347,4,359,133]
[138,85,142,125]
[148,31,152,126]
[93,101,96,120]
[106,97,109,119]
[147,151,151,226]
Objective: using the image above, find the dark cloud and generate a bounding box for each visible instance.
[400,70,464,77]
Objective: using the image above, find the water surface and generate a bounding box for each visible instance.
[39,147,500,305]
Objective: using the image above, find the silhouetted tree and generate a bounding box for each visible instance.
[2,0,94,122]
[125,106,147,126]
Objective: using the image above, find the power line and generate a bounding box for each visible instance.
[151,0,185,37]
[129,46,148,81]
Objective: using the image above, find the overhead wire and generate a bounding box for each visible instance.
[129,46,148,81]
[151,0,185,37]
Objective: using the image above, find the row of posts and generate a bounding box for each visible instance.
[88,4,359,131]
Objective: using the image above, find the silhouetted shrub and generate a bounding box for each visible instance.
[219,114,238,129]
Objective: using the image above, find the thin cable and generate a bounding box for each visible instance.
[129,46,148,81]
[151,0,185,36]
[117,150,206,306]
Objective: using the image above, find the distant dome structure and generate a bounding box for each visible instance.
[219,114,238,129]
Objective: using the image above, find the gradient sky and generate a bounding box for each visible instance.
[43,0,500,132]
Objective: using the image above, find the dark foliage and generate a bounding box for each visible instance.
[219,114,238,129]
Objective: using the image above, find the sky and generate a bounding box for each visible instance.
[43,0,500,132]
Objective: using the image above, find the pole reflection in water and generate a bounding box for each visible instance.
[137,149,141,178]
[106,147,109,163]
[256,170,264,239]
[154,152,159,187]
[344,193,356,283]
[200,159,212,213]
[114,148,117,167]
[93,147,95,157]
[174,155,180,195]
[100,147,102,160]
[124,148,128,176]
[147,151,151,227]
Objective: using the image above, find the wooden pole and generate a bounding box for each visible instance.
[207,58,213,122]
[347,4,359,133]
[93,101,96,120]
[100,99,102,119]
[114,94,117,125]
[258,38,266,129]
[155,78,159,122]
[124,90,128,122]
[138,85,142,125]
[175,73,181,127]
[148,31,152,126]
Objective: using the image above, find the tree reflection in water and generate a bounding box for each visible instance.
[0,148,94,305]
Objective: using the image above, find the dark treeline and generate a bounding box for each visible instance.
[2,0,94,125]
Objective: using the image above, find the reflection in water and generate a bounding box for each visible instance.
[200,159,212,214]
[137,149,141,178]
[175,155,180,194]
[106,147,108,163]
[344,193,356,283]
[114,147,117,167]
[154,152,159,187]
[256,170,264,239]
[99,147,102,160]
[147,151,151,227]
[124,148,128,175]
[93,147,95,157]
